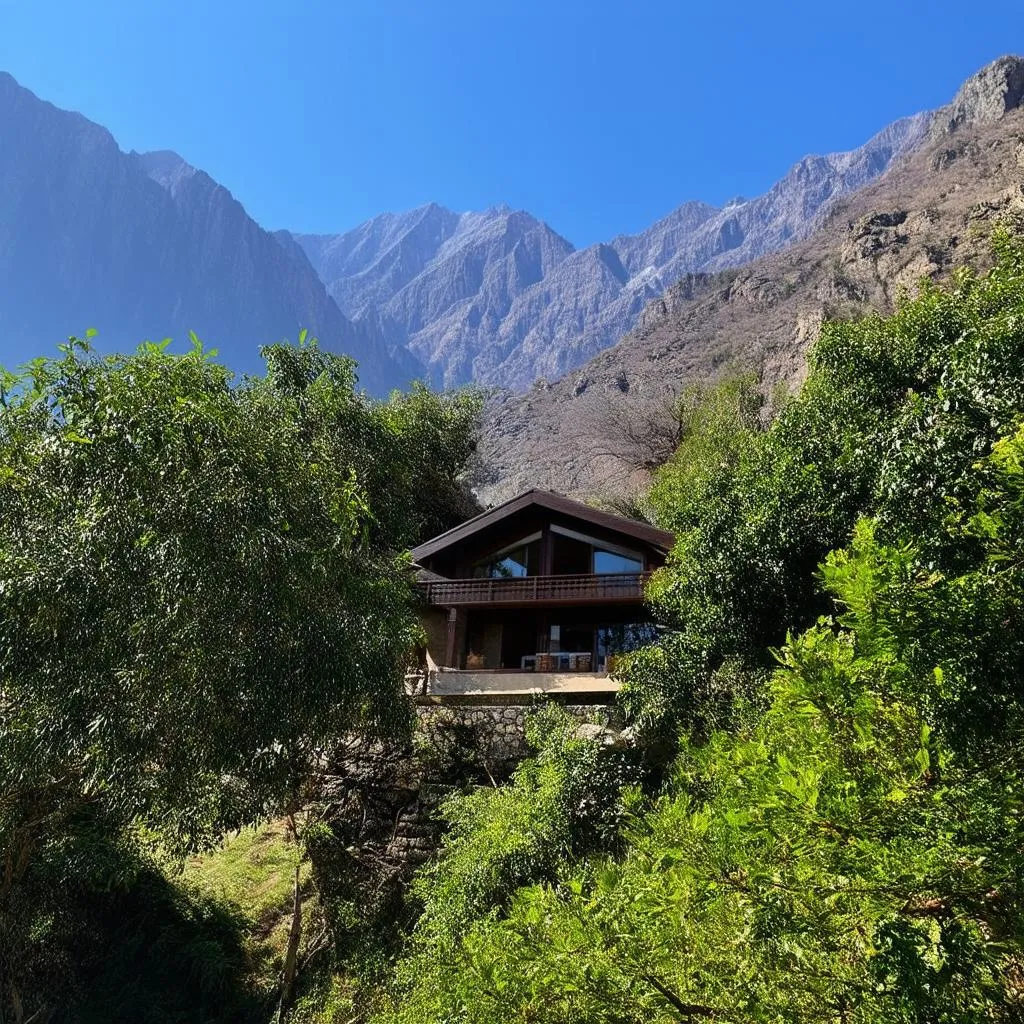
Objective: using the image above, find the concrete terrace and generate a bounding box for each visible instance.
[409,670,620,705]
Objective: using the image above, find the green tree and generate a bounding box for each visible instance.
[375,232,1024,1024]
[623,229,1024,738]
[0,335,480,1020]
[379,430,1024,1024]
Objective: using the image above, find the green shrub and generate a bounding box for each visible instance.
[376,448,1024,1020]
[622,229,1024,738]
[375,706,643,1021]
[373,233,1024,1024]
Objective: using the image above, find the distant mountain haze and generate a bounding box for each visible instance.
[0,72,411,392]
[0,59,1020,402]
[292,114,930,389]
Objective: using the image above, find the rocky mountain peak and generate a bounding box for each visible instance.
[0,73,411,392]
[292,92,933,392]
[1,71,118,155]
[932,54,1024,138]
[477,95,1024,504]
[135,149,200,195]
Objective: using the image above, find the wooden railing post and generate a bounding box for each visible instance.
[445,608,459,668]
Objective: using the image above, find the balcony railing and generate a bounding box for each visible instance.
[420,571,652,606]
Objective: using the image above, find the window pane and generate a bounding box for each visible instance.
[547,623,595,670]
[494,549,529,577]
[593,548,642,574]
[472,538,539,578]
[551,533,591,575]
[550,623,593,654]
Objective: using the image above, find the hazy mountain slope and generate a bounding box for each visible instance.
[0,75,406,392]
[296,206,576,386]
[477,113,932,389]
[1,57,1009,405]
[296,203,465,318]
[393,210,577,385]
[476,56,1024,504]
[295,115,929,390]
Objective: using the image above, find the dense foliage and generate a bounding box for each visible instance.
[375,232,1024,1022]
[418,709,638,938]
[378,707,640,1022]
[0,336,480,1020]
[7,232,1024,1023]
[624,230,1024,737]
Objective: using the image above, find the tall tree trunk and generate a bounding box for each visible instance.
[10,983,23,1024]
[277,864,303,1022]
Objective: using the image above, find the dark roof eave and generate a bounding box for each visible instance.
[410,488,675,561]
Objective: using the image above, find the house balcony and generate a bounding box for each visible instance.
[419,571,652,608]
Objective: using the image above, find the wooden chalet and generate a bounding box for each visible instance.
[411,489,674,699]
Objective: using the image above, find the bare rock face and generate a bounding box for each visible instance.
[292,115,931,391]
[931,55,1024,138]
[476,94,1024,505]
[289,57,1020,397]
[296,206,577,388]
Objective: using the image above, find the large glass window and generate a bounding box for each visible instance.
[472,537,540,578]
[549,623,594,654]
[593,548,643,574]
[551,533,591,575]
[550,526,644,576]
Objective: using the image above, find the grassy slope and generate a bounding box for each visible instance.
[180,820,353,1023]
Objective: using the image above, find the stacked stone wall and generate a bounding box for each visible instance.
[314,701,620,933]
[415,702,622,775]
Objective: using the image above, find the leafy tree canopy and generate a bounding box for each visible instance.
[624,229,1024,738]
[377,231,1024,1023]
[0,335,480,1017]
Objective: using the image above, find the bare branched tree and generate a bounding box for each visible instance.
[580,367,765,480]
[580,387,693,472]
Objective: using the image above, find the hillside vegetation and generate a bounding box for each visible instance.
[0,337,480,1021]
[3,233,1024,1022]
[374,230,1024,1022]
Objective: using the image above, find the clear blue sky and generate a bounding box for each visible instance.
[1,0,1021,246]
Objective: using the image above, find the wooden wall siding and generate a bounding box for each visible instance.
[416,501,672,579]
[427,513,666,579]
[411,489,675,567]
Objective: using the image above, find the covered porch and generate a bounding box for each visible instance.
[421,605,657,675]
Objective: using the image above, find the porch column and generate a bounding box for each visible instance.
[538,611,555,662]
[445,607,460,669]
[539,524,553,575]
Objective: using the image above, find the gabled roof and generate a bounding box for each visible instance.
[410,488,675,562]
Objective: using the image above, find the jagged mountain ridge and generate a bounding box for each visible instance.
[474,56,1024,505]
[1,58,1017,406]
[295,205,577,386]
[294,113,930,389]
[0,74,410,392]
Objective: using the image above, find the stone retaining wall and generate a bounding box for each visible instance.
[315,700,622,934]
[415,702,622,775]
